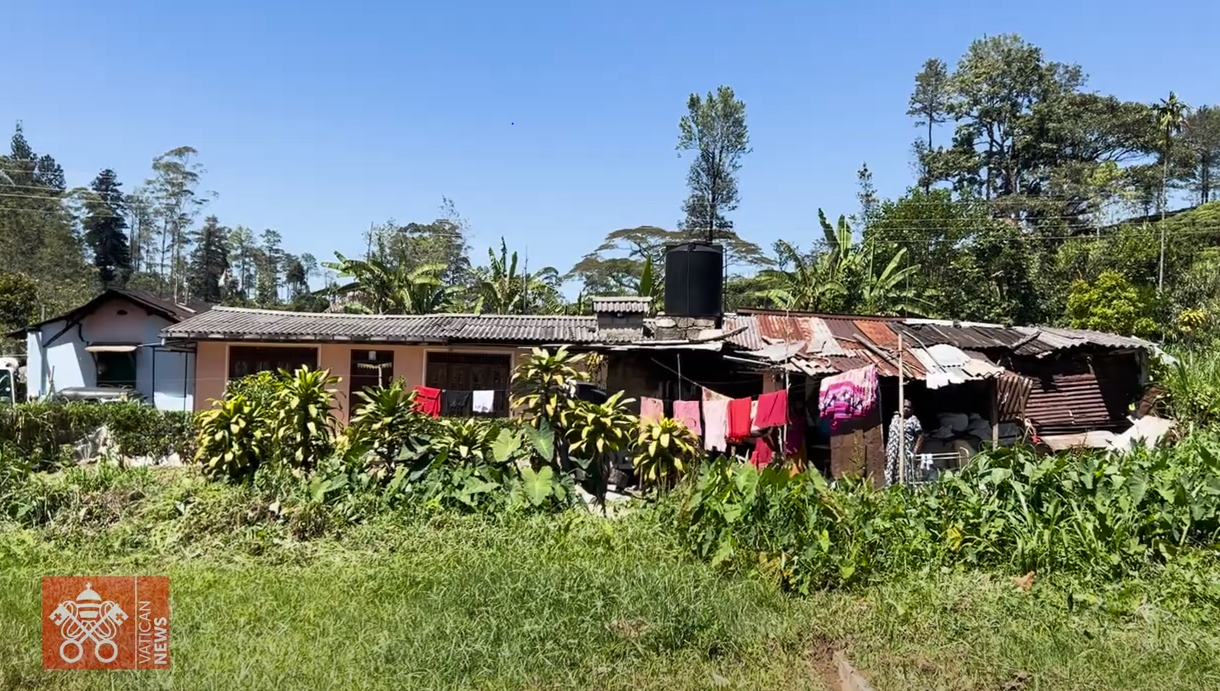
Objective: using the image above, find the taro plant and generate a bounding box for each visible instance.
[194,395,271,483]
[273,367,340,474]
[635,417,703,491]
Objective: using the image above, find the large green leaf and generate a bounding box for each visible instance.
[524,420,555,461]
[520,466,556,507]
[492,428,522,464]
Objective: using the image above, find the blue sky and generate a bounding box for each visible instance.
[5,0,1216,290]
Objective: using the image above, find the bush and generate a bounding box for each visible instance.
[0,401,195,468]
[678,434,1220,593]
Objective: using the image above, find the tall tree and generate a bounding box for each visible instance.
[147,146,208,300]
[256,229,283,307]
[187,215,229,304]
[1153,92,1190,292]
[906,58,950,191]
[676,86,765,267]
[1178,105,1220,204]
[123,188,156,275]
[568,226,681,296]
[227,225,258,300]
[82,169,132,287]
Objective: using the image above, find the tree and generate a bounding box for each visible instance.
[323,252,456,314]
[1177,105,1220,204]
[676,86,766,268]
[0,271,39,352]
[82,169,132,287]
[187,216,229,304]
[147,147,208,300]
[568,225,680,296]
[227,226,259,301]
[123,188,156,275]
[473,238,562,315]
[1178,105,1220,205]
[0,123,94,317]
[907,58,950,191]
[1153,92,1190,292]
[1065,270,1157,337]
[256,229,283,307]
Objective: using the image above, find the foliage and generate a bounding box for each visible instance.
[0,401,194,468]
[511,346,586,436]
[635,417,702,491]
[568,392,637,506]
[1156,351,1220,429]
[81,168,132,287]
[324,251,457,315]
[679,436,1220,593]
[1065,270,1158,337]
[472,238,565,315]
[272,367,339,473]
[346,379,430,468]
[195,395,269,482]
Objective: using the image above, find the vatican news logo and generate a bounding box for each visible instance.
[42,576,171,670]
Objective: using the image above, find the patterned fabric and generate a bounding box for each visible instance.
[817,365,879,431]
[885,413,923,486]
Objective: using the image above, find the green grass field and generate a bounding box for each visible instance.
[2,468,1218,690]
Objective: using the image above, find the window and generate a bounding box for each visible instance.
[228,346,318,379]
[425,352,512,417]
[96,351,137,389]
[350,350,395,403]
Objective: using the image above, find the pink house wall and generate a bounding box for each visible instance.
[191,341,529,421]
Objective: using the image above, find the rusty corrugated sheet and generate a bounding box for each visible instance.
[1025,373,1115,433]
[995,373,1034,421]
[856,319,899,348]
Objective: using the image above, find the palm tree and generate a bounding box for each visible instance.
[1154,92,1191,293]
[473,238,567,314]
[322,253,456,314]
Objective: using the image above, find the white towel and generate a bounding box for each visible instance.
[472,390,495,413]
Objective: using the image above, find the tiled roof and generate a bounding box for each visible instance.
[592,296,652,314]
[15,288,206,334]
[162,307,619,344]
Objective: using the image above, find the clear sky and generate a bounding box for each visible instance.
[4,0,1216,289]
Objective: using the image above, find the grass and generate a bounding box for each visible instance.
[2,467,1219,690]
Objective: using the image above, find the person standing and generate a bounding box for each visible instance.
[886,399,923,487]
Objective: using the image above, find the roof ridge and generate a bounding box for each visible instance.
[208,306,595,320]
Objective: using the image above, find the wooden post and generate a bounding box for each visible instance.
[991,378,1000,448]
[897,331,905,485]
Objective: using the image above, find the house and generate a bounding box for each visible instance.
[16,289,209,411]
[159,305,652,419]
[160,240,1163,487]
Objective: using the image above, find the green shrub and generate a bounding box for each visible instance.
[0,401,195,468]
[678,434,1220,593]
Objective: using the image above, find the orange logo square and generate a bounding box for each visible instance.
[42,576,171,670]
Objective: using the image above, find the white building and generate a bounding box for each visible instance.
[18,289,207,411]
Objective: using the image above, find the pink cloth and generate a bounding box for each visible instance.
[640,397,664,425]
[673,400,702,436]
[701,389,729,451]
[818,365,879,432]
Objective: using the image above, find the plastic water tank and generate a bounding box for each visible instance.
[663,242,724,318]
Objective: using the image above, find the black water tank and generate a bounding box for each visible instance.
[664,242,724,318]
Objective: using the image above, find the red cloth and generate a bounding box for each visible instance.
[753,390,789,429]
[727,397,752,443]
[751,436,774,468]
[413,385,441,418]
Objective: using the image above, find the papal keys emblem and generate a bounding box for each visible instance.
[48,582,129,664]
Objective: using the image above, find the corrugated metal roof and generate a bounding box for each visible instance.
[1011,327,1155,357]
[1025,372,1116,433]
[592,296,652,314]
[162,307,612,344]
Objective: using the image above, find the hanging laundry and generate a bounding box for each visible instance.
[673,400,702,436]
[472,390,495,414]
[750,400,760,433]
[751,435,774,468]
[701,388,729,452]
[640,397,664,425]
[753,390,789,429]
[785,420,806,461]
[727,397,752,443]
[817,365,879,432]
[413,385,441,418]
[442,389,472,416]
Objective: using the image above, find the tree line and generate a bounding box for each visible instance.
[3,32,1220,353]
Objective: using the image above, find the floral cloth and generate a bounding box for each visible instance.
[885,413,922,487]
[818,365,879,432]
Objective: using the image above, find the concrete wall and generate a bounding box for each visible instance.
[191,341,531,421]
[25,297,193,411]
